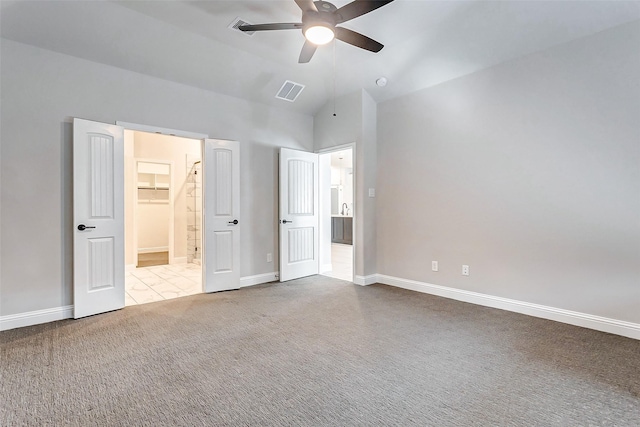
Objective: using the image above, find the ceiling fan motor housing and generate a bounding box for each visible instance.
[313,1,338,13]
[302,10,337,35]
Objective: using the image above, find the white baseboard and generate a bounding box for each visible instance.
[10,273,634,340]
[172,257,187,264]
[376,274,640,340]
[138,246,169,254]
[240,271,279,288]
[320,263,333,274]
[354,274,377,286]
[0,305,73,331]
[2,273,280,331]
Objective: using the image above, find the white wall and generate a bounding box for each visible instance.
[0,39,313,316]
[376,21,640,323]
[137,204,170,251]
[314,90,377,279]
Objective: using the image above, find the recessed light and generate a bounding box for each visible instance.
[376,77,388,87]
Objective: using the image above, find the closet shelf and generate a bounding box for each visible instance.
[137,186,169,190]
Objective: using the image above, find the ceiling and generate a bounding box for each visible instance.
[330,149,353,168]
[2,1,639,115]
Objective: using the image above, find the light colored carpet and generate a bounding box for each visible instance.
[1,276,639,426]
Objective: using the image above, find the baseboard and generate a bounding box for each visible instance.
[125,264,136,272]
[172,257,187,264]
[138,246,169,254]
[376,274,640,340]
[12,274,633,340]
[320,263,333,274]
[2,273,280,331]
[0,305,74,331]
[240,271,279,288]
[354,274,377,286]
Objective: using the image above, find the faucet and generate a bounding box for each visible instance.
[341,203,348,216]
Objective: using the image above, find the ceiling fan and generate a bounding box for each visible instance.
[238,0,394,63]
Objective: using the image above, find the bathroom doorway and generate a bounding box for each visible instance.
[319,146,354,281]
[123,130,203,305]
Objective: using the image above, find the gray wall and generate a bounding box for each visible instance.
[314,90,377,278]
[376,21,640,323]
[0,39,313,316]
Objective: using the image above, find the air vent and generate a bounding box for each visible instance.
[276,80,305,102]
[228,17,255,36]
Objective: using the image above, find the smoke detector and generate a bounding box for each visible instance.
[376,77,388,87]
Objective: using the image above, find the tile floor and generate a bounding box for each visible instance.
[322,243,353,281]
[125,263,202,306]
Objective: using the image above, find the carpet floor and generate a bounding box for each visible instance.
[1,276,639,426]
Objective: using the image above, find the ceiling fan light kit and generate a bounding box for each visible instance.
[304,24,334,45]
[238,0,394,63]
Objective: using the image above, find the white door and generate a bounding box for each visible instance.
[73,118,125,318]
[203,139,240,292]
[279,148,319,281]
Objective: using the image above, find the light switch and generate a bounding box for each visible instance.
[368,188,375,197]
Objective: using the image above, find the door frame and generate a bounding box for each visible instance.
[132,158,175,268]
[117,121,208,294]
[316,143,356,284]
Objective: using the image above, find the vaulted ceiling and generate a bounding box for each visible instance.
[2,1,639,115]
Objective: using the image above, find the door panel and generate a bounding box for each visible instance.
[73,118,124,319]
[279,148,319,281]
[204,139,240,292]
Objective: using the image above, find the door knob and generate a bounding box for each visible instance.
[228,219,239,225]
[281,219,292,224]
[77,224,96,231]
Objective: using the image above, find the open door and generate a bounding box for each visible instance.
[73,118,125,319]
[279,148,319,281]
[203,139,240,292]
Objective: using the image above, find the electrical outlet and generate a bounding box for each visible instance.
[462,265,470,276]
[432,261,438,272]
[368,188,375,197]
[267,253,272,263]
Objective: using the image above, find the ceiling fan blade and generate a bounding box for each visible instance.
[298,40,317,63]
[335,27,384,52]
[295,0,318,13]
[335,0,394,24]
[238,23,302,32]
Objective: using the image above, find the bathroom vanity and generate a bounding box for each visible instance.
[331,216,353,245]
